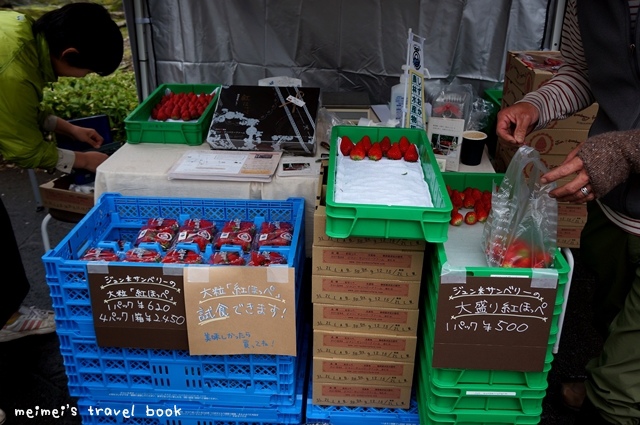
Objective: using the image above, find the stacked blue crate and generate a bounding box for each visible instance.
[42,194,308,414]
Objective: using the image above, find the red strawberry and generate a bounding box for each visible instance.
[386,144,403,160]
[398,136,411,154]
[340,137,354,156]
[450,211,464,226]
[463,196,476,209]
[464,211,477,225]
[358,135,372,154]
[380,136,392,155]
[403,144,419,162]
[476,208,488,223]
[350,144,366,160]
[471,188,482,201]
[368,143,383,161]
[451,191,463,209]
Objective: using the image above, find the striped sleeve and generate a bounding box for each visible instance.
[520,0,596,130]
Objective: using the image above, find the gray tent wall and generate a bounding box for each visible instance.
[124,0,563,105]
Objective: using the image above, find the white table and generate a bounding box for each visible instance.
[94,141,496,254]
[95,142,322,254]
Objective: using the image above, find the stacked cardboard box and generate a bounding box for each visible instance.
[496,50,597,248]
[310,167,425,409]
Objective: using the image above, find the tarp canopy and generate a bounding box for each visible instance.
[123,0,563,104]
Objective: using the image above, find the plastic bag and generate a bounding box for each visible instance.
[482,146,558,268]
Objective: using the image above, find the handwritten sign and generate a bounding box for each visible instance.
[183,266,296,355]
[88,264,187,350]
[432,275,558,371]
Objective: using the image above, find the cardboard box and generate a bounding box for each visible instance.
[558,202,588,226]
[39,175,94,215]
[496,128,588,157]
[314,183,426,251]
[502,77,598,130]
[312,356,414,386]
[558,224,582,248]
[311,274,421,309]
[311,381,412,408]
[504,50,561,93]
[313,329,417,363]
[312,245,424,281]
[313,303,419,336]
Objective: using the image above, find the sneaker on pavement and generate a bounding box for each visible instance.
[0,306,56,342]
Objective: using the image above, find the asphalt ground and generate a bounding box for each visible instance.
[0,163,602,425]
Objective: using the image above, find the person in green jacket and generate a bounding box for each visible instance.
[0,2,122,346]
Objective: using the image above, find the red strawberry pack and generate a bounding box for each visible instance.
[135,218,179,250]
[161,248,204,264]
[214,219,256,252]
[123,247,163,263]
[210,251,246,266]
[256,221,293,248]
[248,251,287,266]
[80,247,120,262]
[175,218,216,251]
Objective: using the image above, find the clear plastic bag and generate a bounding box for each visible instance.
[482,146,558,268]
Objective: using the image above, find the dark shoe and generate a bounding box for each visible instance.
[561,378,586,411]
[575,396,614,424]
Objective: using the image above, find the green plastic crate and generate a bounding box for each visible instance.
[324,126,453,241]
[418,345,546,415]
[421,296,557,390]
[416,364,541,425]
[484,88,503,110]
[125,83,221,145]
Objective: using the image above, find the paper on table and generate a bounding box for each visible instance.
[167,150,282,182]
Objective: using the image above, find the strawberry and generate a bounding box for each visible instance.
[463,195,476,209]
[476,208,488,223]
[398,136,411,154]
[358,135,372,154]
[368,143,383,161]
[450,191,463,209]
[340,136,354,156]
[403,144,419,162]
[471,188,482,201]
[450,211,464,226]
[386,144,403,160]
[210,251,246,266]
[464,211,477,225]
[380,136,392,155]
[350,144,366,160]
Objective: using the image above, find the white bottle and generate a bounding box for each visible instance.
[390,70,409,123]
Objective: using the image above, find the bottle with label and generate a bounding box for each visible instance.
[390,66,409,123]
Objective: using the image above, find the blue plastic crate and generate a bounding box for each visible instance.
[59,324,309,407]
[42,193,305,335]
[76,341,308,424]
[305,375,419,425]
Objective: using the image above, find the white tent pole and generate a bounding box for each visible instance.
[133,0,151,99]
[549,0,566,50]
